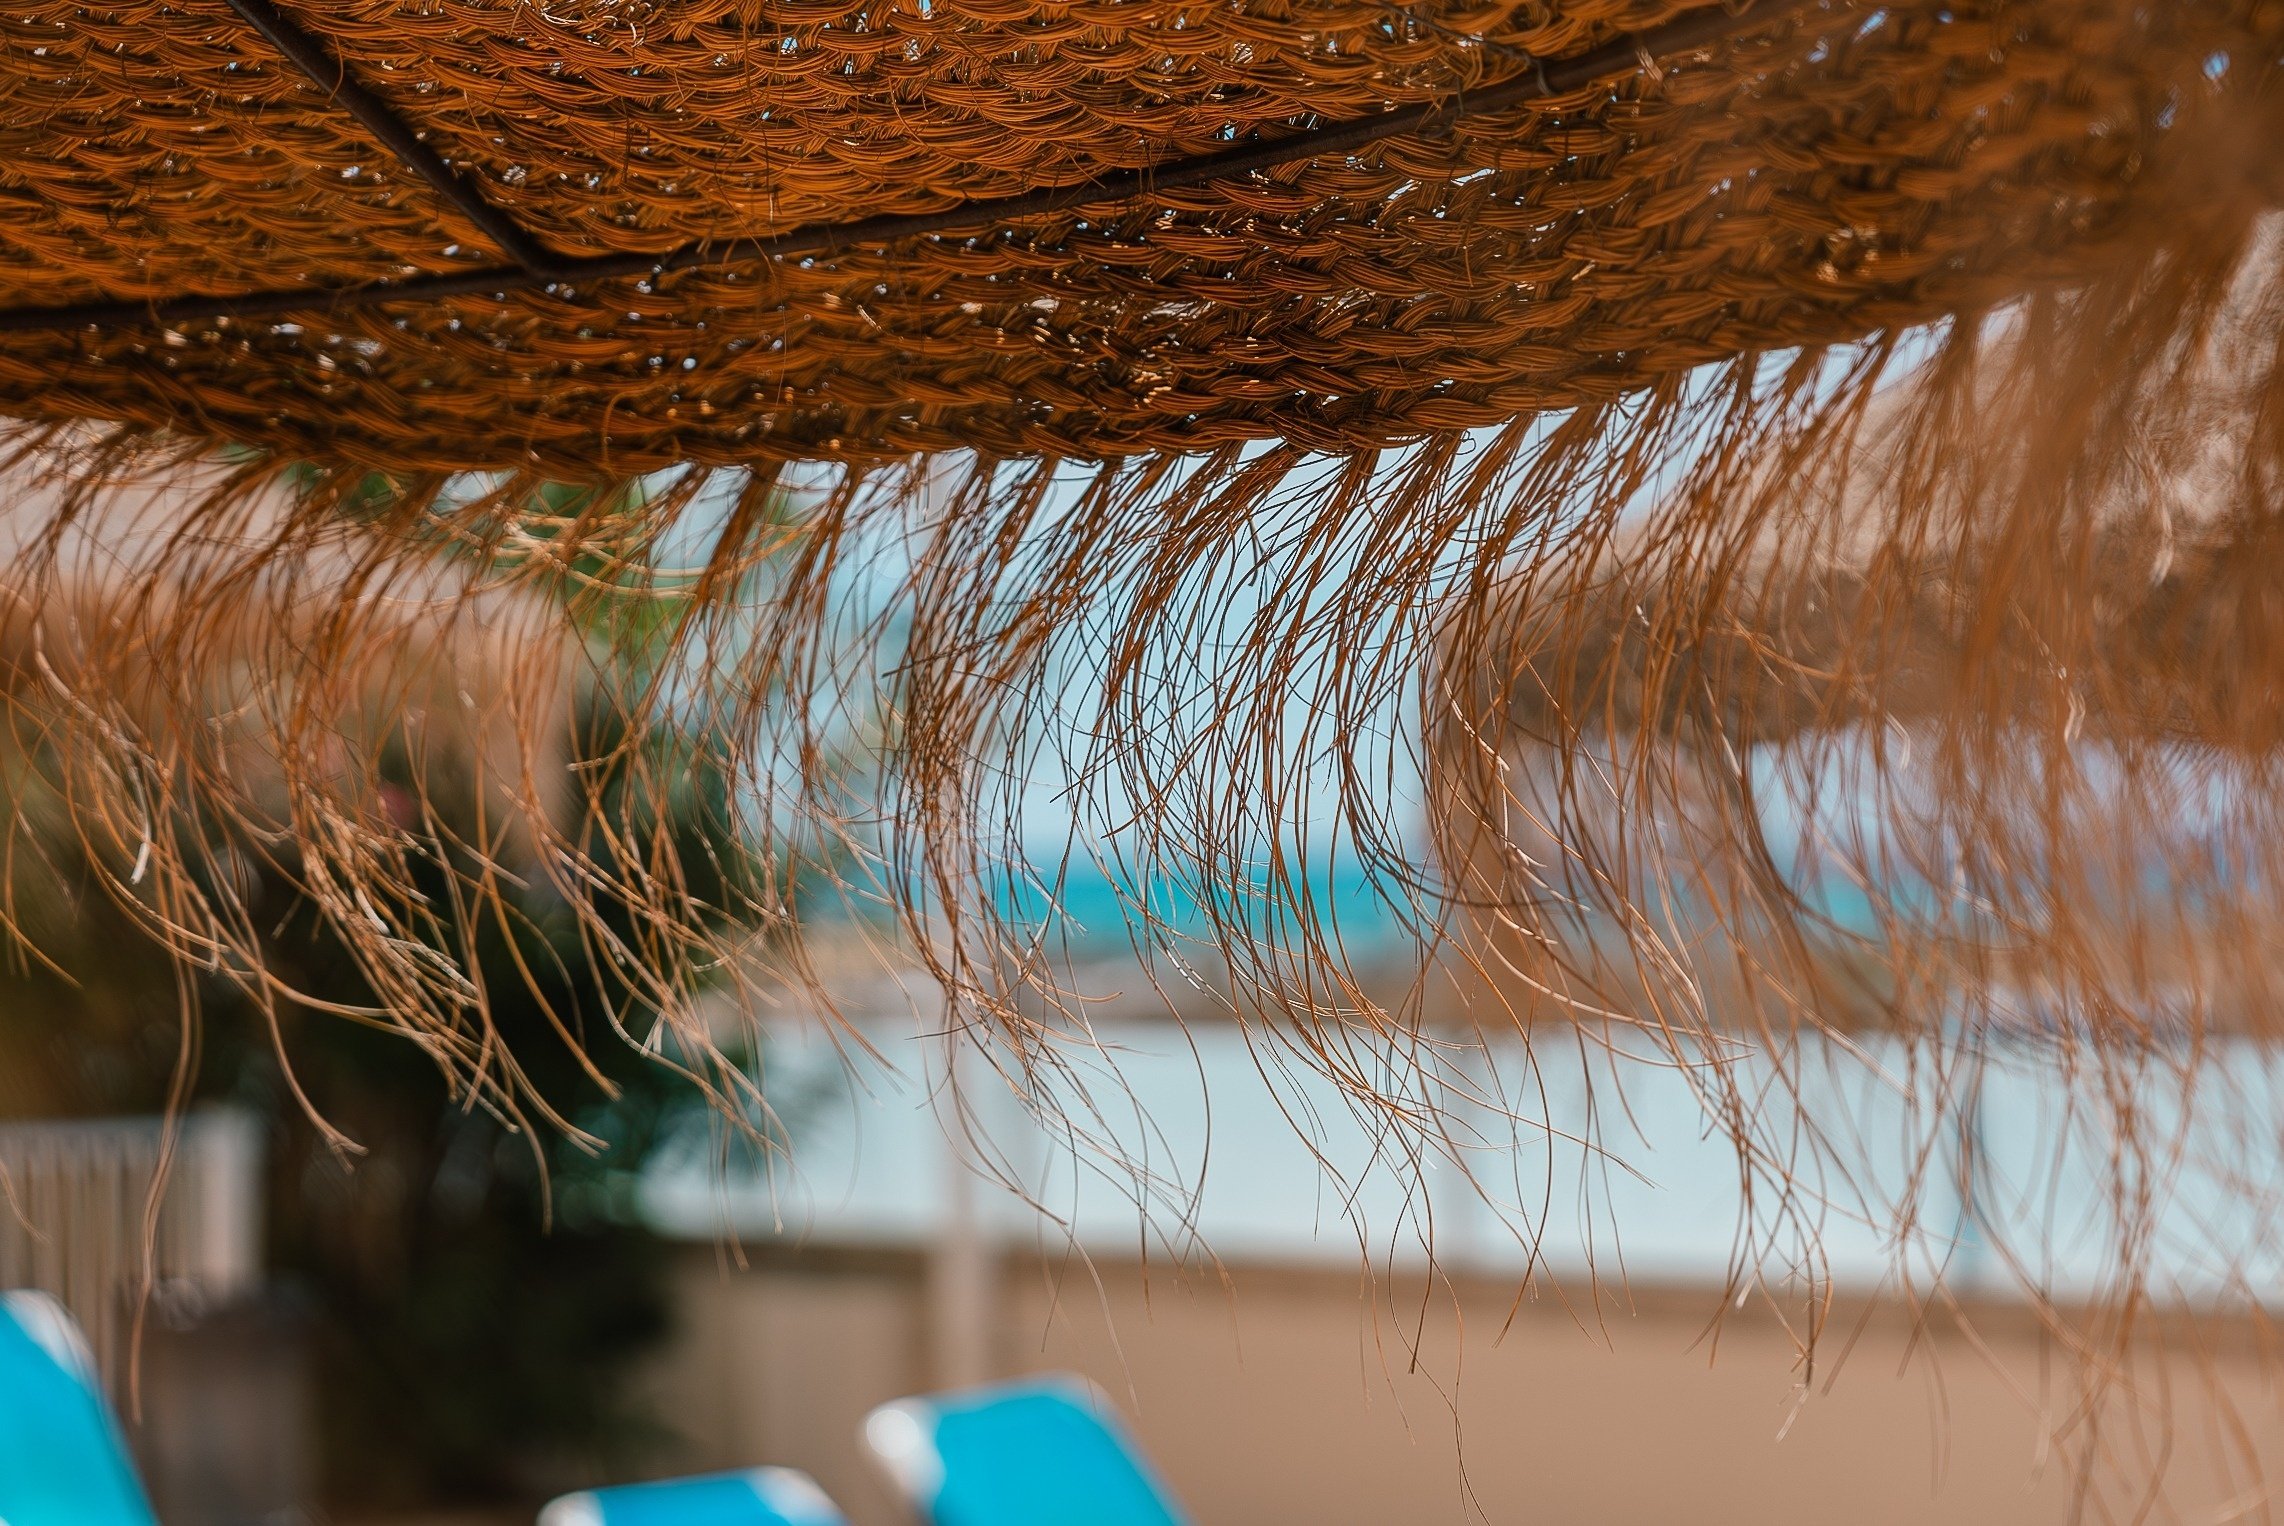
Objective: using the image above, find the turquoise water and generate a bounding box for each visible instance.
[995,854,1416,956]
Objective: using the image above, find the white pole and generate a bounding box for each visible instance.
[926,1016,996,1389]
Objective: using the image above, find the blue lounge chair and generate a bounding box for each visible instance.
[0,1290,160,1526]
[540,1466,847,1526]
[862,1375,1188,1526]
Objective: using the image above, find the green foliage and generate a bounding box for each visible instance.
[248,698,760,1504]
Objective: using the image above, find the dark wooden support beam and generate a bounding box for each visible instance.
[219,0,570,280]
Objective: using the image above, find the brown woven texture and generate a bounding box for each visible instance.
[0,0,2267,472]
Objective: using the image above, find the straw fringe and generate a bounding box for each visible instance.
[2,0,2284,1503]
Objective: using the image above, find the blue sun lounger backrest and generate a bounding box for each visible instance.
[539,1466,848,1526]
[863,1376,1189,1526]
[0,1290,159,1526]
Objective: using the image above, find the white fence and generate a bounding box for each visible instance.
[0,1108,264,1391]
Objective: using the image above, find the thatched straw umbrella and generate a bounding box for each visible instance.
[1432,225,2284,1030]
[4,0,2284,1490]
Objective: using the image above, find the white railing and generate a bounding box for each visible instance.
[644,1003,2284,1310]
[0,1108,263,1391]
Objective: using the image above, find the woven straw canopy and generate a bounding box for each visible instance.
[2,0,2264,471]
[7,4,2284,1449]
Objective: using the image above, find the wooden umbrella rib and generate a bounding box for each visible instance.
[218,0,571,280]
[0,0,1805,336]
